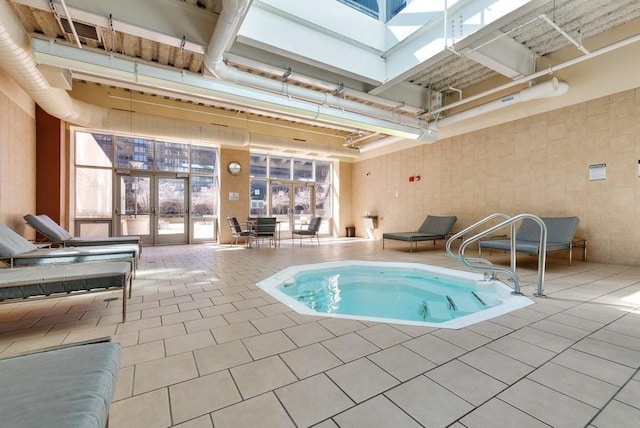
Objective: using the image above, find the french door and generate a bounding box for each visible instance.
[270,181,314,237]
[116,174,188,245]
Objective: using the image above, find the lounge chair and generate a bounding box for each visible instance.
[291,216,322,246]
[250,217,277,248]
[0,337,121,427]
[227,217,251,246]
[382,215,458,252]
[478,216,584,265]
[0,261,132,321]
[24,213,142,253]
[0,223,140,276]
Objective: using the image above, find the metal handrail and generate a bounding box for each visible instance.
[447,213,548,296]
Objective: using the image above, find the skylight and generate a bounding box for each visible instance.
[337,0,411,22]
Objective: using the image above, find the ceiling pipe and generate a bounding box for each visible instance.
[431,78,569,130]
[225,53,423,116]
[203,0,433,140]
[0,0,357,158]
[0,0,104,126]
[426,28,640,118]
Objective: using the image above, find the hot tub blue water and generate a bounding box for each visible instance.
[257,261,534,329]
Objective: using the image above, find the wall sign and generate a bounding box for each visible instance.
[589,163,606,181]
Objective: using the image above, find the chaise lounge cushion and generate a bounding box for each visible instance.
[0,223,37,256]
[0,341,120,428]
[479,216,580,254]
[383,215,458,242]
[24,214,73,242]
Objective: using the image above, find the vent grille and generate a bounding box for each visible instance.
[60,17,100,42]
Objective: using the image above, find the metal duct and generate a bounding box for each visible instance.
[203,0,431,140]
[0,0,357,158]
[0,0,104,127]
[431,78,569,130]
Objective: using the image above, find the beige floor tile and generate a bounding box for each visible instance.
[552,348,635,386]
[115,316,162,335]
[322,332,380,362]
[250,313,297,333]
[592,399,640,428]
[194,340,252,375]
[281,343,342,379]
[368,344,435,381]
[426,360,508,405]
[141,304,179,319]
[466,320,513,339]
[499,378,598,427]
[529,362,620,408]
[169,371,241,424]
[113,365,134,401]
[403,333,466,364]
[172,415,213,428]
[110,388,172,428]
[165,330,216,356]
[591,328,640,351]
[326,357,399,403]
[616,379,640,407]
[184,315,228,333]
[334,395,421,428]
[162,309,203,326]
[459,398,550,428]
[528,318,591,340]
[230,356,297,399]
[486,336,556,367]
[211,392,295,428]
[199,303,237,317]
[6,243,640,428]
[431,328,492,351]
[133,352,198,394]
[138,323,187,344]
[573,337,640,368]
[112,331,139,348]
[458,345,534,385]
[242,330,296,359]
[386,376,474,427]
[120,340,165,367]
[211,321,260,343]
[223,307,265,324]
[283,321,335,347]
[356,324,411,348]
[508,326,575,352]
[275,374,354,427]
[319,318,367,335]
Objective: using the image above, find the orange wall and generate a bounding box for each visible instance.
[35,106,66,225]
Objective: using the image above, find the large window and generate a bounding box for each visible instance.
[74,131,219,241]
[249,153,333,228]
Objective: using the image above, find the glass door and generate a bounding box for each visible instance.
[156,176,188,245]
[270,181,314,238]
[116,174,188,245]
[117,174,153,245]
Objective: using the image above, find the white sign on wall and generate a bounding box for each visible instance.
[228,192,240,200]
[589,163,606,181]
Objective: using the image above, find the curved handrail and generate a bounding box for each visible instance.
[457,213,547,296]
[445,213,521,294]
[445,212,512,264]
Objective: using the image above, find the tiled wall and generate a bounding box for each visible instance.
[0,74,36,237]
[352,88,640,265]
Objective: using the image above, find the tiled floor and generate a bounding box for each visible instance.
[2,238,640,427]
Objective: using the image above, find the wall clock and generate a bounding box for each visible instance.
[228,161,242,176]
